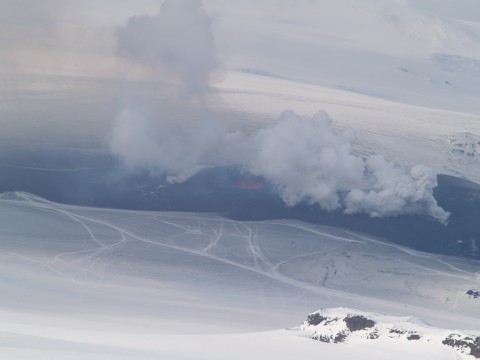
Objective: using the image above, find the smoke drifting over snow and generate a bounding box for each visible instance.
[109,1,448,223]
[111,107,449,222]
[116,0,217,98]
[246,111,449,223]
[345,156,449,221]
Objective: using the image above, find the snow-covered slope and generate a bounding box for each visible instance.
[208,0,480,113]
[216,71,480,183]
[1,192,479,358]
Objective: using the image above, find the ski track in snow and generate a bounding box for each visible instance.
[0,193,385,302]
[6,193,128,280]
[1,192,478,311]
[0,163,90,172]
[342,229,477,279]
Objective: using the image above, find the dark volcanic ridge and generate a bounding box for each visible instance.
[0,162,479,259]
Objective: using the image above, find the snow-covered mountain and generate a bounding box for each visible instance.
[301,307,480,359]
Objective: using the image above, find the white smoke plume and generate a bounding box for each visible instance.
[248,111,364,210]
[244,111,449,223]
[109,106,226,183]
[345,155,449,222]
[116,0,217,99]
[111,0,223,182]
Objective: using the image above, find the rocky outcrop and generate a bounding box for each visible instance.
[466,290,480,299]
[443,334,480,358]
[302,308,480,358]
[344,315,375,332]
[307,313,327,326]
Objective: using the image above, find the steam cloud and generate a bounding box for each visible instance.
[111,0,223,183]
[109,0,449,223]
[110,106,226,183]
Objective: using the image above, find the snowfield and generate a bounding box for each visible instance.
[1,192,479,359]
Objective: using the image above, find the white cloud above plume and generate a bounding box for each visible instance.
[116,0,217,98]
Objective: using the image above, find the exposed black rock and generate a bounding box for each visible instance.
[313,333,346,344]
[407,334,421,340]
[313,334,330,343]
[334,332,348,343]
[443,334,480,358]
[344,315,375,332]
[324,317,340,325]
[466,289,480,299]
[474,338,480,358]
[389,328,407,335]
[307,313,327,326]
[2,163,480,260]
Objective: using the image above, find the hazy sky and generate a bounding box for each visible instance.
[2,0,480,78]
[0,0,159,76]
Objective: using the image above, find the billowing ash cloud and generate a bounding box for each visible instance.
[109,0,448,223]
[116,0,217,98]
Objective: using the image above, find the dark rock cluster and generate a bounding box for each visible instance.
[307,313,327,326]
[313,331,348,344]
[407,334,421,341]
[344,315,375,332]
[466,289,480,299]
[305,309,480,358]
[308,312,378,344]
[443,334,480,358]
